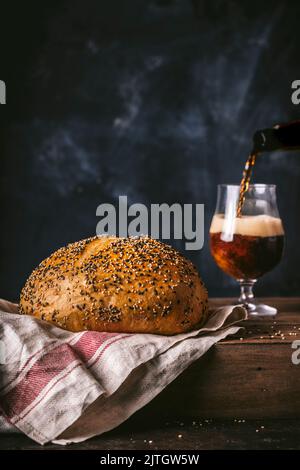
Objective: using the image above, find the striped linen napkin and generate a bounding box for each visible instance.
[0,298,246,445]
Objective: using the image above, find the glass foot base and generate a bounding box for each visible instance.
[237,280,277,318]
[241,302,277,318]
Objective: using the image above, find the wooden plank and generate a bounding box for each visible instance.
[212,297,300,343]
[210,297,300,318]
[141,343,300,419]
[2,419,300,450]
[135,298,300,419]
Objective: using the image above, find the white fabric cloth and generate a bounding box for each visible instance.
[0,299,246,445]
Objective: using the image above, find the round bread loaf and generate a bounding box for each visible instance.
[19,236,208,335]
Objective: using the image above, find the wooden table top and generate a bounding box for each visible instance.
[1,297,300,450]
[2,418,300,450]
[212,296,300,344]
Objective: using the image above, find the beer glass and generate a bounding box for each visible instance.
[209,184,284,316]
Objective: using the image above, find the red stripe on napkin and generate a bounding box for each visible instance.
[88,334,130,368]
[14,334,130,424]
[2,343,79,418]
[1,332,129,421]
[13,362,83,424]
[72,331,120,363]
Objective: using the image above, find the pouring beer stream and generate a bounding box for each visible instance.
[237,120,300,217]
[211,119,300,316]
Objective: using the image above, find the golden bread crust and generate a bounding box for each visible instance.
[19,236,208,335]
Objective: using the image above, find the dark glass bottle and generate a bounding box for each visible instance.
[253,120,300,153]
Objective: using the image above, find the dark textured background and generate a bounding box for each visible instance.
[0,0,300,300]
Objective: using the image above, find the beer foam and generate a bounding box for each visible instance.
[210,214,284,238]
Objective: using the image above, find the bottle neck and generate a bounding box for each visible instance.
[253,120,300,153]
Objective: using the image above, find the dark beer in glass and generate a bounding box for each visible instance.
[210,184,284,316]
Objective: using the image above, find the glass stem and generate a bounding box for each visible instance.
[238,280,256,308]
